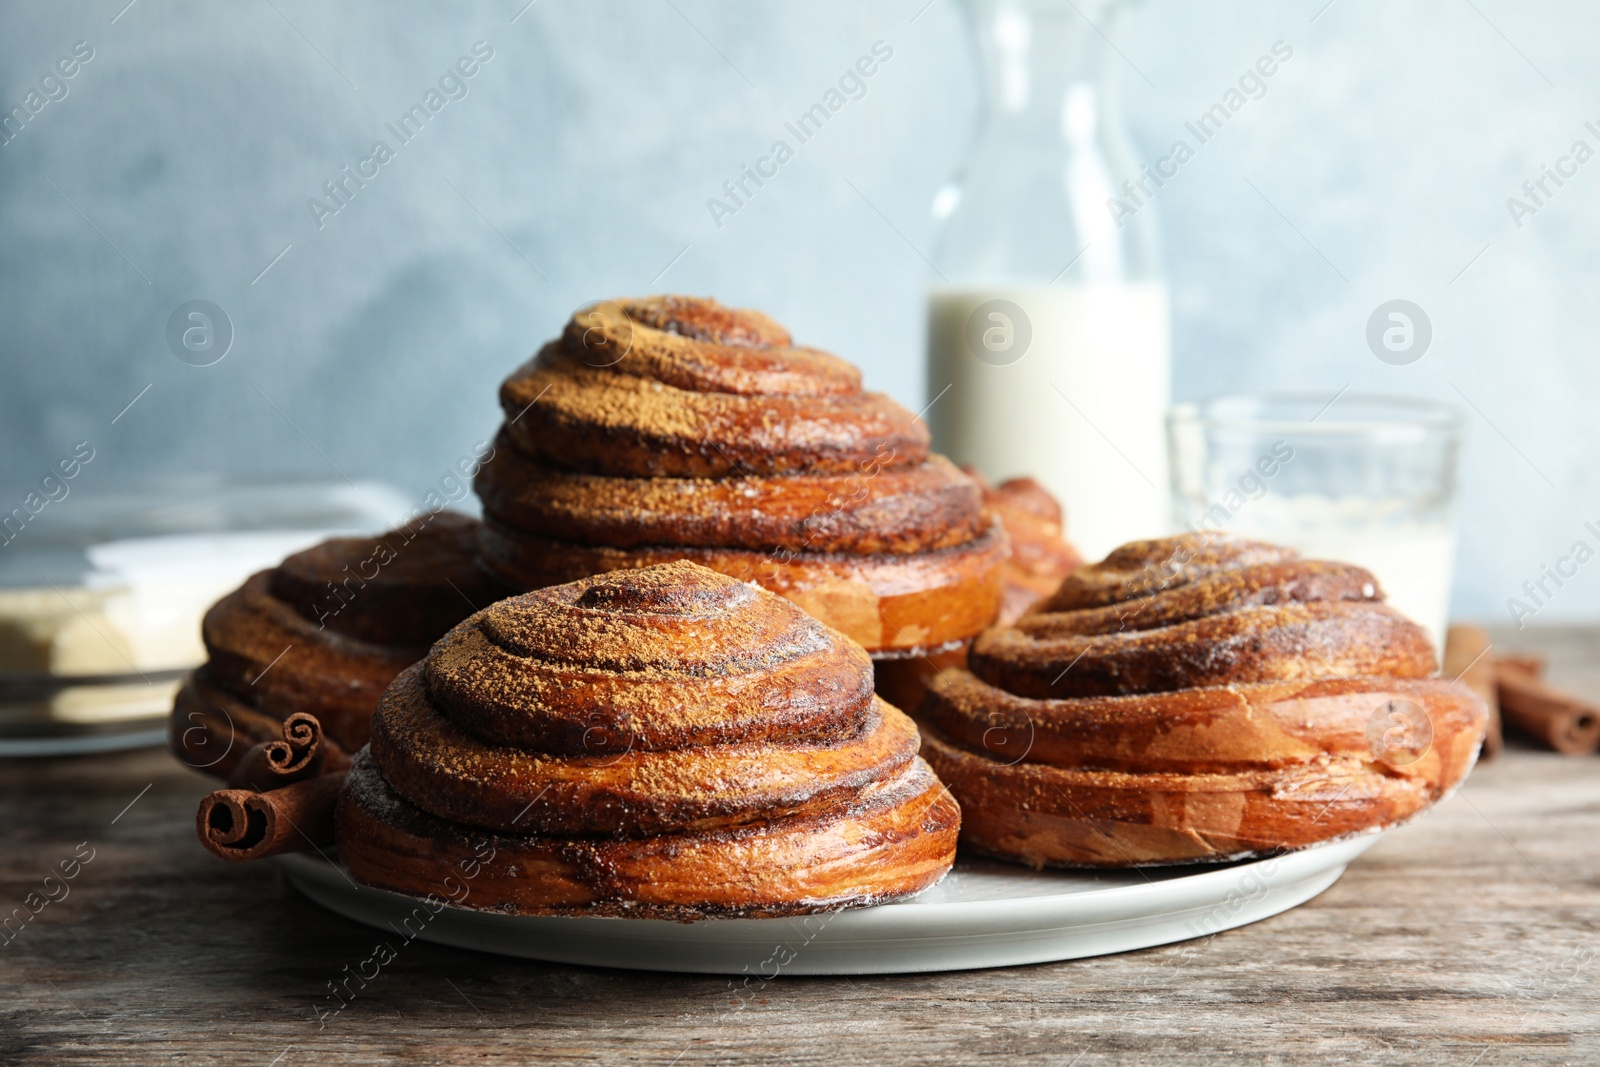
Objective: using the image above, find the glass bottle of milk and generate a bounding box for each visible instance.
[928,0,1168,562]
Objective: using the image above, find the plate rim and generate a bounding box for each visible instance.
[276,835,1379,973]
[275,830,1381,931]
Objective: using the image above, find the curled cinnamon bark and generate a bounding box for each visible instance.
[196,773,345,863]
[1496,657,1600,755]
[169,672,293,777]
[226,712,350,792]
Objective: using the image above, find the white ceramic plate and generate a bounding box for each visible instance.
[277,833,1379,975]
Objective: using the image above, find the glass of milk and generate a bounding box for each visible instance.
[926,0,1170,562]
[1167,393,1464,654]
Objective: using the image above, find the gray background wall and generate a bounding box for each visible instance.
[1,0,1595,624]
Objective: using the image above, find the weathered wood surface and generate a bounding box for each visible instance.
[2,626,1596,1066]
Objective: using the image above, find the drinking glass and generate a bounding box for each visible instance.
[1167,393,1463,653]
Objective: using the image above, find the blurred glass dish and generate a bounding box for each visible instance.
[0,477,408,756]
[1167,393,1463,653]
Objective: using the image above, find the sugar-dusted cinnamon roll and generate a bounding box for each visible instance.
[919,533,1487,868]
[475,296,1007,656]
[170,513,510,777]
[338,560,960,918]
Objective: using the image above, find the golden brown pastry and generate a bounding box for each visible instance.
[474,296,1007,657]
[975,473,1085,624]
[337,560,960,918]
[919,533,1488,868]
[170,513,510,777]
[874,473,1082,711]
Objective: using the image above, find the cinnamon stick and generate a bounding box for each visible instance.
[1497,653,1547,677]
[1496,658,1600,756]
[226,712,350,791]
[195,772,346,863]
[1443,624,1502,760]
[169,675,289,779]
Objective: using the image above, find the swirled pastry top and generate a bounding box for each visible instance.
[368,560,937,846]
[921,532,1485,868]
[499,296,931,477]
[421,559,875,754]
[969,532,1437,699]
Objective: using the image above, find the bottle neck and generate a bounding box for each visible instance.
[932,0,1160,286]
[968,0,1124,137]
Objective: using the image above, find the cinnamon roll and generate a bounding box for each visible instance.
[170,513,510,776]
[874,472,1082,713]
[919,533,1488,868]
[337,560,960,918]
[475,296,1007,656]
[976,474,1085,625]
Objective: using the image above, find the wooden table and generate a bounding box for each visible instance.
[4,627,1597,1066]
